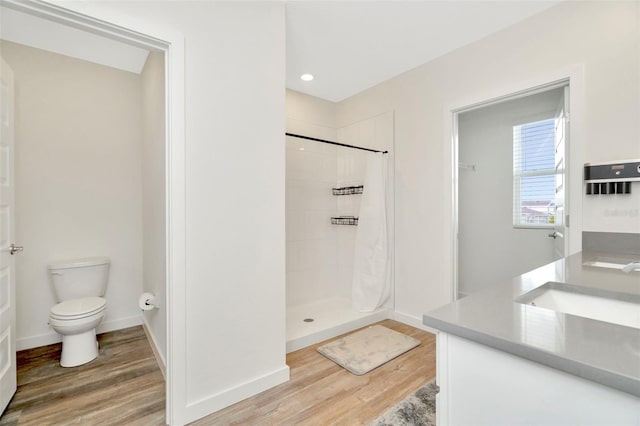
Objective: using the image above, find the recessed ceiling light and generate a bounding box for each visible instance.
[300,73,314,82]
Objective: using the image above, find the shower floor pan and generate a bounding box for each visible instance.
[286,297,389,353]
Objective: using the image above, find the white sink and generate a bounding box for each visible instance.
[516,282,640,330]
[583,257,639,271]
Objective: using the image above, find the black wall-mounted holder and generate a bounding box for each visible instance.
[584,160,640,195]
[332,185,364,196]
[331,216,359,226]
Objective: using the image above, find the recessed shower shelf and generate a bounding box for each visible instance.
[331,216,359,226]
[332,185,363,196]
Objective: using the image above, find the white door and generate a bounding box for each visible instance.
[0,57,17,414]
[551,85,570,260]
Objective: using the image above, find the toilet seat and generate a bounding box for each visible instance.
[50,297,106,320]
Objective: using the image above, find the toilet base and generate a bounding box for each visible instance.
[60,328,99,367]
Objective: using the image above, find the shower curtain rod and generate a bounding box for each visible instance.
[286,133,388,154]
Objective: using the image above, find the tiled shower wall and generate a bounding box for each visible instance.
[333,145,365,300]
[286,93,394,309]
[286,133,340,306]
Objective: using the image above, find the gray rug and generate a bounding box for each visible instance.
[316,325,421,375]
[369,380,438,426]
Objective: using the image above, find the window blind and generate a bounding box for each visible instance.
[513,119,556,227]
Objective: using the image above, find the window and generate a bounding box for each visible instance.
[513,119,556,228]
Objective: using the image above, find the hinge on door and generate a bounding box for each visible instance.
[566,214,570,228]
[565,113,570,123]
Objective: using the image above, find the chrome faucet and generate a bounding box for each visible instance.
[622,262,640,273]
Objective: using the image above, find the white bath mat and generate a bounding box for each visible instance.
[317,325,420,375]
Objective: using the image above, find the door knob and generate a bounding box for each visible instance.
[9,243,23,255]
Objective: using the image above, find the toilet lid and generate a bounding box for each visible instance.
[50,297,106,319]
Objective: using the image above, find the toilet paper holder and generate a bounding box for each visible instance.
[139,292,159,310]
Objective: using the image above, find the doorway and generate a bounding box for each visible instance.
[0,1,185,423]
[453,82,570,297]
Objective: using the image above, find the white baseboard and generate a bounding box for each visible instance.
[16,331,61,351]
[16,314,143,351]
[390,310,439,335]
[142,317,166,380]
[183,365,290,425]
[98,314,144,335]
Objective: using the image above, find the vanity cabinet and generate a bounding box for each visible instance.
[436,332,640,426]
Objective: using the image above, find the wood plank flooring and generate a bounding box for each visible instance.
[1,320,435,425]
[191,319,436,426]
[0,326,166,426]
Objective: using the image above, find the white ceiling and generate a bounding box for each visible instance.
[1,2,560,100]
[286,1,560,102]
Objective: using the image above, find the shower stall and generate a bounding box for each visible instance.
[285,111,394,352]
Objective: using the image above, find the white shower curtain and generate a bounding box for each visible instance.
[352,152,390,312]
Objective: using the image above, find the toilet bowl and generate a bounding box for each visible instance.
[49,297,106,367]
[49,297,107,367]
[48,257,110,367]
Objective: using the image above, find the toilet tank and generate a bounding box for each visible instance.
[48,257,110,302]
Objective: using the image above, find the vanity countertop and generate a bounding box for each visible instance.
[423,251,640,397]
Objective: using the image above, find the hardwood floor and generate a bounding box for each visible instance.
[1,320,435,426]
[0,326,166,426]
[191,320,436,426]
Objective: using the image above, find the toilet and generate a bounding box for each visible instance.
[48,257,110,367]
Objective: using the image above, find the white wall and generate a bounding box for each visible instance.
[59,2,289,423]
[337,1,640,321]
[458,89,562,295]
[2,40,144,350]
[580,1,640,235]
[285,90,339,307]
[156,3,287,416]
[582,189,640,234]
[141,51,166,366]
